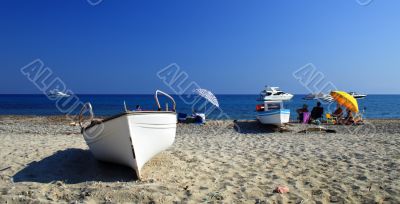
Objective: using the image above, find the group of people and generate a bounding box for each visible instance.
[297,102,358,125]
[296,102,324,123]
[330,105,358,125]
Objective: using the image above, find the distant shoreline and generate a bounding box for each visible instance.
[1,94,399,119]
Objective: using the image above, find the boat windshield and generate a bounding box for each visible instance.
[260,91,272,96]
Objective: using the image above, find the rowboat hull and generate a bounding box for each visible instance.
[257,109,290,125]
[82,112,177,179]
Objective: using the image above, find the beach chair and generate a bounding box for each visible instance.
[352,112,364,125]
[325,113,336,124]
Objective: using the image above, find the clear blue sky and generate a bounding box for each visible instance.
[1,0,399,94]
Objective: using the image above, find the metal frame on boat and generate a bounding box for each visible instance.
[79,90,177,179]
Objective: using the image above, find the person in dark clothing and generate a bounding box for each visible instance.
[332,105,343,118]
[311,102,324,120]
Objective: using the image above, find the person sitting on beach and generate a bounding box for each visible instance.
[311,102,324,121]
[339,109,354,125]
[332,105,343,119]
[296,104,308,122]
[353,113,364,125]
[135,105,142,111]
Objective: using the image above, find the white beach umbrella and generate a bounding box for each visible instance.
[194,88,219,108]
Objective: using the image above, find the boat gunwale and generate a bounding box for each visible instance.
[83,111,177,131]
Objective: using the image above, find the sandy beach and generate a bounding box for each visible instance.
[0,116,399,203]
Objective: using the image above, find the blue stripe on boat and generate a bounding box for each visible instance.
[257,109,290,116]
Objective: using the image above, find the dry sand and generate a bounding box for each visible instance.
[0,116,399,203]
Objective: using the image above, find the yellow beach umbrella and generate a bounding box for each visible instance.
[330,91,359,113]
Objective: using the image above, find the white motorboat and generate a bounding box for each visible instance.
[318,94,334,103]
[79,90,177,179]
[258,86,293,101]
[48,90,70,98]
[348,92,367,99]
[303,93,317,100]
[303,93,334,103]
[256,101,290,125]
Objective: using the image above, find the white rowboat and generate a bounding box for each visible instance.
[256,101,290,125]
[79,90,177,179]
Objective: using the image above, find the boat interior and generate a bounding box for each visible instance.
[79,90,177,131]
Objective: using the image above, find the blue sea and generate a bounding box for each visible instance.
[0,94,399,120]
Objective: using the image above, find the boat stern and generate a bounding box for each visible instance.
[257,109,290,125]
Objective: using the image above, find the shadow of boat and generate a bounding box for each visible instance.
[233,120,288,134]
[13,148,137,184]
